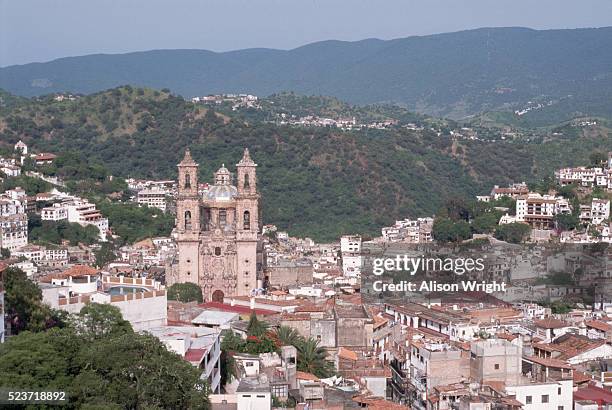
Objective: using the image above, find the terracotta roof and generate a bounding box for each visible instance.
[533,318,569,329]
[533,334,606,360]
[338,347,358,361]
[296,371,319,381]
[198,301,276,316]
[524,355,572,369]
[574,385,612,404]
[35,153,57,161]
[40,264,98,282]
[482,380,506,393]
[184,348,206,364]
[585,320,612,332]
[573,370,594,384]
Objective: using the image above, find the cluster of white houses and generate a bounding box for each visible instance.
[381,217,434,243]
[0,189,28,252]
[41,198,109,241]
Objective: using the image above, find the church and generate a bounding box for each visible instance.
[169,148,263,302]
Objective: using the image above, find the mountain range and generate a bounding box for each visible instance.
[2,27,612,121]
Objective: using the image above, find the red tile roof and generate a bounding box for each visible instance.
[524,355,572,369]
[574,384,612,405]
[533,318,569,329]
[184,348,206,364]
[40,264,98,282]
[198,301,276,316]
[585,319,612,332]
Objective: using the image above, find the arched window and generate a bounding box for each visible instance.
[201,208,210,231]
[244,173,250,189]
[219,209,227,226]
[214,247,221,256]
[184,173,191,189]
[184,210,192,230]
[243,210,250,230]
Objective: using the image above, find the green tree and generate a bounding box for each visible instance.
[0,248,10,259]
[589,151,607,167]
[433,218,471,242]
[494,223,531,244]
[295,338,334,378]
[94,242,117,268]
[471,213,499,234]
[3,267,61,333]
[246,312,269,337]
[167,282,203,303]
[72,303,132,340]
[274,326,304,348]
[555,213,579,231]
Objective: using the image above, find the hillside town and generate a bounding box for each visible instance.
[2,142,612,410]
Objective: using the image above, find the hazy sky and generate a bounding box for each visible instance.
[1,0,611,67]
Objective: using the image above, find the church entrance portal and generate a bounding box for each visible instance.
[212,290,224,303]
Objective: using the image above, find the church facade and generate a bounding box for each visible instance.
[169,148,263,302]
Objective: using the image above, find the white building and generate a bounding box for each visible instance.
[65,200,109,241]
[0,164,21,177]
[147,326,222,393]
[0,197,26,216]
[14,140,28,156]
[516,193,564,229]
[591,198,610,225]
[340,235,362,276]
[505,379,572,410]
[0,213,28,251]
[41,271,167,331]
[236,376,272,410]
[41,203,69,221]
[381,217,434,243]
[136,188,168,212]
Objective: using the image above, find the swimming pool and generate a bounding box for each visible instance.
[108,286,149,296]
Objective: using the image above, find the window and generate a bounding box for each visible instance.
[184,210,192,230]
[557,387,561,395]
[243,210,250,230]
[214,247,221,256]
[525,396,532,404]
[201,208,210,231]
[541,395,549,403]
[494,364,500,370]
[184,173,191,189]
[245,362,254,367]
[244,173,250,188]
[219,209,227,226]
[558,407,564,410]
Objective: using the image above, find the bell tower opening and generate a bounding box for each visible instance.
[243,210,250,230]
[184,172,191,189]
[184,210,192,230]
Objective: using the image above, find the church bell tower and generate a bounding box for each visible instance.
[176,149,200,284]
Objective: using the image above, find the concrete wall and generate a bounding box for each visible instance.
[267,264,313,287]
[336,317,372,347]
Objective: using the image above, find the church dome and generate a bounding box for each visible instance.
[205,184,237,201]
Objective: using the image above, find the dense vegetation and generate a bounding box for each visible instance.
[2,27,612,123]
[167,282,203,303]
[1,87,611,241]
[28,216,101,246]
[0,268,210,409]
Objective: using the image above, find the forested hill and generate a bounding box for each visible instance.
[2,27,612,122]
[1,87,612,241]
